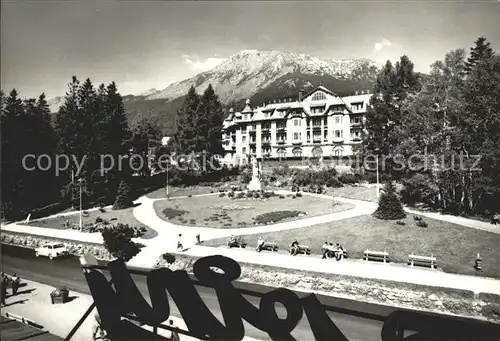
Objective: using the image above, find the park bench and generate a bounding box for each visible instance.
[290,244,311,255]
[491,214,500,225]
[408,254,437,269]
[257,242,278,252]
[363,249,389,263]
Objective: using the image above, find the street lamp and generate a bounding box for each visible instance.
[375,148,380,198]
[165,164,169,199]
[78,178,84,231]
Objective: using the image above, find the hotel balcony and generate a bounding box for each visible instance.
[292,140,302,145]
[277,140,286,145]
[249,140,257,145]
[313,136,322,143]
[262,140,271,146]
[262,152,271,158]
[333,137,344,143]
[351,137,362,142]
[277,126,286,132]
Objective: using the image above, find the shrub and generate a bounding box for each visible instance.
[237,192,245,199]
[163,208,188,219]
[113,178,134,210]
[253,210,305,224]
[416,220,428,227]
[162,253,176,264]
[228,191,235,198]
[95,216,103,223]
[101,223,141,261]
[296,192,302,197]
[279,195,285,199]
[292,195,296,199]
[413,215,423,221]
[99,207,106,213]
[338,173,357,185]
[401,174,439,207]
[396,220,406,226]
[326,177,342,188]
[187,194,192,198]
[373,181,406,220]
[253,192,260,199]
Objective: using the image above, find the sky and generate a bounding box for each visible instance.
[2,0,500,99]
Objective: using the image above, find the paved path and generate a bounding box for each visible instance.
[127,191,375,267]
[184,245,500,295]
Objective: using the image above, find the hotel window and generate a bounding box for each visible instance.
[242,136,246,143]
[277,148,286,158]
[333,148,343,156]
[351,130,361,138]
[324,130,328,139]
[242,147,247,154]
[335,130,343,138]
[312,92,326,101]
[292,147,303,157]
[335,116,341,124]
[294,119,301,127]
[293,132,301,140]
[351,116,361,124]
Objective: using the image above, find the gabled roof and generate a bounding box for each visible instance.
[301,85,337,101]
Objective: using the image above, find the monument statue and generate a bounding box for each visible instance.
[247,156,262,191]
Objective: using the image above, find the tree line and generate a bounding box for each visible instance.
[1,78,227,221]
[362,37,500,217]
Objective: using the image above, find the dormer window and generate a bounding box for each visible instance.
[312,92,326,101]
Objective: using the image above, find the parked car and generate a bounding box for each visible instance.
[35,242,69,260]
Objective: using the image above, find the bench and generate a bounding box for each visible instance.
[363,250,389,263]
[408,254,437,269]
[290,244,311,255]
[257,242,278,252]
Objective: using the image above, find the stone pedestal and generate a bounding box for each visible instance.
[247,177,262,191]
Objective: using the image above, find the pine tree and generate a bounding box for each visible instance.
[172,86,200,154]
[197,84,225,158]
[373,181,406,220]
[113,178,134,210]
[1,89,25,218]
[464,37,494,74]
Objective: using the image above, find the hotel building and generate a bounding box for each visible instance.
[222,85,371,165]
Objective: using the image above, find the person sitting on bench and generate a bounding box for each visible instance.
[290,239,299,256]
[229,234,237,247]
[321,241,330,259]
[335,243,345,260]
[491,212,500,225]
[256,237,265,252]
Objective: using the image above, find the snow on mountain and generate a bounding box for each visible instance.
[47,96,64,113]
[146,50,379,103]
[137,88,160,97]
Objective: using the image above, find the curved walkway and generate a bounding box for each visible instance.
[127,191,376,267]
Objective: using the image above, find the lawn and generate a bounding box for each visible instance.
[202,214,500,279]
[25,206,158,239]
[324,185,379,203]
[146,185,221,199]
[153,193,353,228]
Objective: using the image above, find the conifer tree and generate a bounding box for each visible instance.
[172,86,200,154]
[464,37,494,74]
[113,177,134,210]
[373,181,406,220]
[197,84,225,158]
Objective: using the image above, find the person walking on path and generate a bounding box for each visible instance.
[177,234,183,251]
[11,273,20,295]
[1,272,8,306]
[167,319,180,341]
[92,312,107,340]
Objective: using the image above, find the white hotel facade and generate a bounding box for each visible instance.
[222,85,371,165]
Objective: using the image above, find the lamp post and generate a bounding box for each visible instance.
[78,178,84,231]
[165,164,169,199]
[375,148,380,198]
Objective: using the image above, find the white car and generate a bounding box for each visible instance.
[35,242,69,260]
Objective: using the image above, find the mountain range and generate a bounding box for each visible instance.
[48,50,381,134]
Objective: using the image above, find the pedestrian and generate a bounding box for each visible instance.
[168,319,180,341]
[177,234,183,251]
[11,273,19,296]
[0,272,7,306]
[92,312,106,340]
[256,237,264,252]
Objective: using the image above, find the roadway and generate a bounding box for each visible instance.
[3,244,498,341]
[1,244,391,341]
